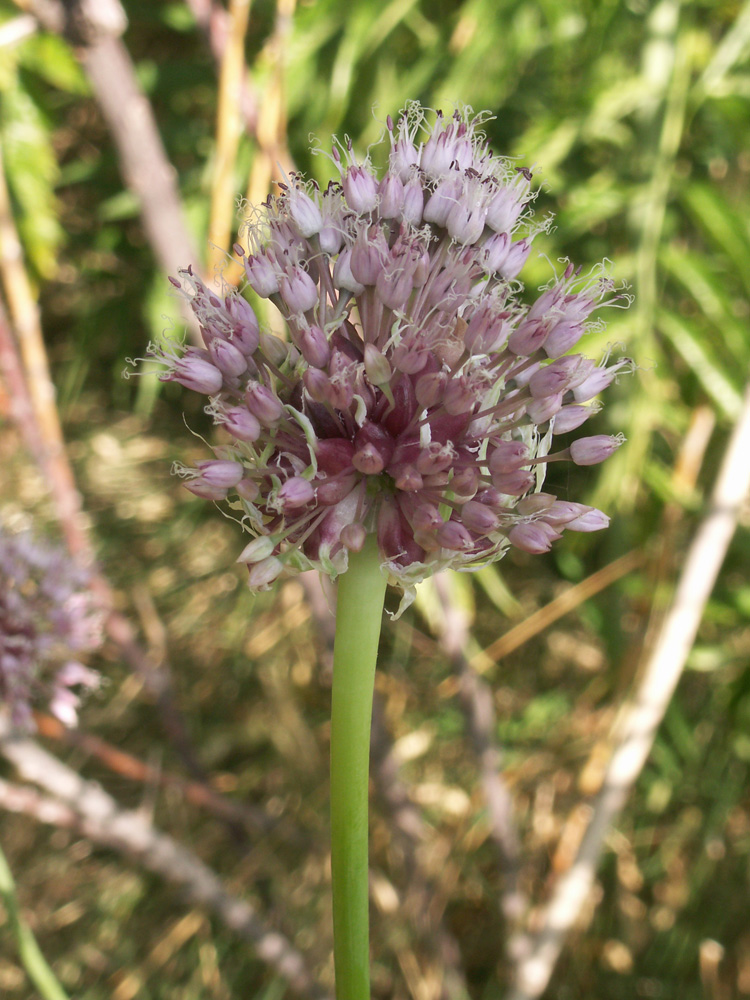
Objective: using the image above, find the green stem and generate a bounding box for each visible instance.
[330,533,387,1000]
[0,840,69,1000]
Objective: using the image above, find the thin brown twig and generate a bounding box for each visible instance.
[0,727,330,1000]
[505,384,750,1000]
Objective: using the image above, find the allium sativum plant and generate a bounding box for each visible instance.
[148,103,631,1000]
[0,525,102,731]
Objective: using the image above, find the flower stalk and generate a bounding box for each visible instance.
[330,533,387,1000]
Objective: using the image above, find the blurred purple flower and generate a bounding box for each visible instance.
[151,104,631,612]
[0,526,102,729]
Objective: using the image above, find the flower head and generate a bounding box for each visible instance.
[0,525,102,728]
[152,104,631,612]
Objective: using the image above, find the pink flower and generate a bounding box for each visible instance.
[151,105,630,610]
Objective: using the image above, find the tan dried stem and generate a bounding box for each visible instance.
[207,0,252,285]
[505,385,750,1000]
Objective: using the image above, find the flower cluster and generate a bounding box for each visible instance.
[152,104,630,611]
[0,525,102,729]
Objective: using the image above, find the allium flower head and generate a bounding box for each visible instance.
[152,104,631,613]
[0,525,102,728]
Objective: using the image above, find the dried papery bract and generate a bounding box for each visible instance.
[0,525,102,729]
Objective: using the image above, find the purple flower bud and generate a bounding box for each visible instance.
[247,556,284,589]
[221,406,262,442]
[572,365,617,402]
[287,185,323,238]
[316,438,356,475]
[303,367,333,404]
[416,442,454,475]
[208,337,248,378]
[461,500,500,534]
[569,434,623,466]
[259,331,289,367]
[236,478,260,501]
[415,370,448,408]
[350,226,388,286]
[224,295,260,355]
[564,508,610,532]
[526,391,563,425]
[297,323,330,368]
[316,473,358,506]
[446,200,487,244]
[544,321,584,358]
[352,422,395,475]
[507,317,548,356]
[245,252,280,297]
[195,460,245,488]
[553,404,596,434]
[245,383,284,425]
[278,476,315,509]
[437,519,474,551]
[488,440,529,474]
[499,238,532,280]
[443,376,477,415]
[401,176,424,226]
[508,521,561,554]
[378,173,405,219]
[423,174,461,228]
[332,248,365,294]
[515,492,556,515]
[486,182,527,233]
[482,231,511,273]
[528,356,583,398]
[343,164,379,213]
[280,266,318,313]
[491,470,535,495]
[184,478,229,501]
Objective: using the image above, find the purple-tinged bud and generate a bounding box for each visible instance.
[341,522,366,552]
[526,391,563,425]
[343,165,379,213]
[225,295,260,354]
[352,422,395,475]
[500,238,532,279]
[482,231,511,272]
[221,406,262,442]
[488,440,529,474]
[416,442,454,475]
[287,186,323,237]
[508,521,561,554]
[450,465,480,499]
[390,138,419,182]
[298,324,330,368]
[405,498,442,532]
[247,556,284,589]
[208,337,248,378]
[390,463,424,492]
[437,520,474,551]
[392,343,429,374]
[332,248,365,295]
[569,434,623,466]
[278,476,315,509]
[486,184,526,233]
[423,174,461,228]
[572,365,617,402]
[364,343,392,385]
[184,478,228,501]
[237,536,275,563]
[377,261,417,311]
[564,508,610,532]
[528,356,583,398]
[304,367,333,404]
[245,252,279,297]
[316,473,358,506]
[492,470,535,495]
[553,404,597,434]
[544,321,584,358]
[401,176,424,226]
[316,438,356,475]
[461,500,500,534]
[280,266,318,313]
[542,501,592,525]
[415,370,448,408]
[446,200,487,244]
[443,376,477,415]
[350,226,388,286]
[236,478,260,501]
[195,460,245,488]
[171,355,223,395]
[378,173,405,219]
[507,317,548,356]
[246,383,284,425]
